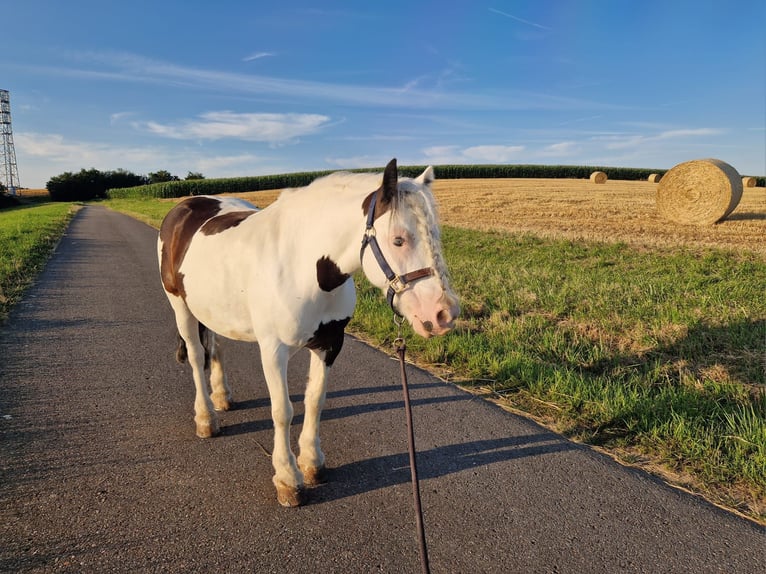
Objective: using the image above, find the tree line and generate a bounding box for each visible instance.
[46,168,205,202]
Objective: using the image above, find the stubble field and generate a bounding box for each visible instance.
[234,178,766,256]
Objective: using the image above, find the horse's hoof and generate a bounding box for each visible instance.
[211,394,232,411]
[301,465,326,486]
[275,482,304,507]
[195,419,220,438]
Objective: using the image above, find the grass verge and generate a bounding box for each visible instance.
[0,201,79,322]
[353,228,766,521]
[100,198,766,522]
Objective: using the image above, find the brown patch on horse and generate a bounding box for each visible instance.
[200,210,255,235]
[305,317,350,366]
[159,196,221,298]
[316,256,350,292]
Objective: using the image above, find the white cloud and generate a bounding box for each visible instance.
[422,144,524,164]
[600,127,724,150]
[139,111,332,143]
[540,141,579,156]
[462,145,525,162]
[109,111,135,125]
[422,146,463,164]
[15,132,157,165]
[489,8,551,30]
[12,131,282,187]
[324,155,386,169]
[243,52,275,62]
[656,128,722,139]
[29,50,620,112]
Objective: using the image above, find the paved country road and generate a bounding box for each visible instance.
[1,206,764,574]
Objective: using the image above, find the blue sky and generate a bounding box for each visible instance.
[2,0,764,188]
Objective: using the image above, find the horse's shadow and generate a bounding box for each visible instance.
[310,433,575,504]
[221,382,452,436]
[219,380,577,504]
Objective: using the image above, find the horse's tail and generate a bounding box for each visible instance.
[175,323,211,370]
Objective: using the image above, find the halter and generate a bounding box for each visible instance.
[360,189,435,316]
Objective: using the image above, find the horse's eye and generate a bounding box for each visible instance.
[392,236,405,247]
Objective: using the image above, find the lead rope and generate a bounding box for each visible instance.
[394,315,431,574]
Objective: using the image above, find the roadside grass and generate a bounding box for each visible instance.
[81,198,766,521]
[352,228,766,520]
[0,202,78,322]
[100,197,174,228]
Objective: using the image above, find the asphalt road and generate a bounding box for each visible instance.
[1,206,764,574]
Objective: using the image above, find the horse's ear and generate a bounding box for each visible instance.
[362,158,398,220]
[415,165,435,186]
[381,158,398,203]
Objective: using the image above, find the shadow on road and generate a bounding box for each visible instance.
[311,433,576,504]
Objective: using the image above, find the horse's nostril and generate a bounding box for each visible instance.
[436,309,451,326]
[422,320,434,333]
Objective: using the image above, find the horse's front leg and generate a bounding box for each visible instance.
[260,341,303,507]
[298,350,329,486]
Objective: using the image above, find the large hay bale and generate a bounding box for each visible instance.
[742,176,757,188]
[656,159,742,225]
[590,171,607,184]
[648,173,662,183]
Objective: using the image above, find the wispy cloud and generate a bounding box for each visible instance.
[489,8,551,31]
[25,51,619,113]
[422,144,525,164]
[243,52,275,62]
[109,111,135,125]
[15,131,282,184]
[540,141,579,156]
[138,111,332,143]
[16,131,158,165]
[599,127,724,150]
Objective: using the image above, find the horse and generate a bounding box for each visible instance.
[157,158,460,506]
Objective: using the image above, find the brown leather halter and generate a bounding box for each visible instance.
[360,189,435,316]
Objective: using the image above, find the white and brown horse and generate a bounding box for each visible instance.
[157,159,459,506]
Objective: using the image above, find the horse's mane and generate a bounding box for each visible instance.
[394,180,451,291]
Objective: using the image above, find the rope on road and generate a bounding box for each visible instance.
[395,330,431,574]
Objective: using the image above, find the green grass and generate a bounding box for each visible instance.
[0,202,78,321]
[5,195,765,521]
[353,228,766,518]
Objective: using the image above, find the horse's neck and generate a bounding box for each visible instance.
[269,187,366,275]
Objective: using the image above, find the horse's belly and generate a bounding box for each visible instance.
[180,254,258,342]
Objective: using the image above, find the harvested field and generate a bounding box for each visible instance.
[233,178,766,257]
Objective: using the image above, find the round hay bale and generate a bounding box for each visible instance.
[742,176,757,188]
[590,171,607,184]
[656,159,742,225]
[648,173,662,183]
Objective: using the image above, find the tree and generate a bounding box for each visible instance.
[106,168,147,189]
[148,170,180,184]
[47,168,108,201]
[185,171,205,180]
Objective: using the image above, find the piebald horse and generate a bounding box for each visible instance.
[158,159,459,506]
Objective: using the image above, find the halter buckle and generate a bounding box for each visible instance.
[389,275,408,294]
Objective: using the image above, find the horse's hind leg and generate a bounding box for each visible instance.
[170,298,220,438]
[208,333,232,411]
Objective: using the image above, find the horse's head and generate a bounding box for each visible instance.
[361,159,460,338]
